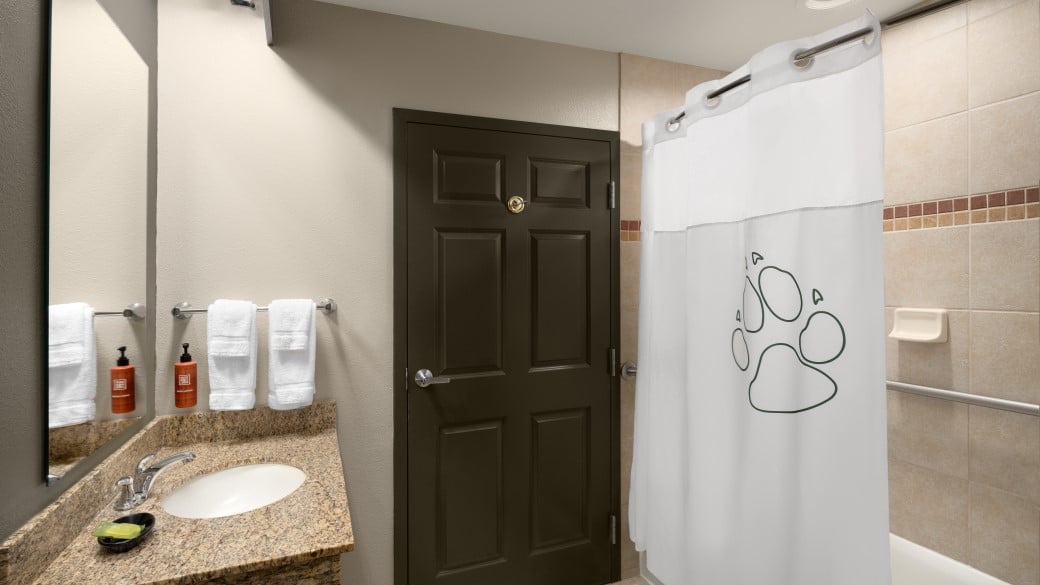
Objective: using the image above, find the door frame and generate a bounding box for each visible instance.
[393,108,621,585]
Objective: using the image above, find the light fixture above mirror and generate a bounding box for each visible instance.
[804,0,857,10]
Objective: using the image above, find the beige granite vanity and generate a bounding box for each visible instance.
[48,418,139,479]
[0,402,353,585]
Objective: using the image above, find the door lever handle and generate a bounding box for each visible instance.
[414,368,450,389]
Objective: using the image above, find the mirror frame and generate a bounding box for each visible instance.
[44,0,157,487]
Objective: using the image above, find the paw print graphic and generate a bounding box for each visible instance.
[730,252,846,414]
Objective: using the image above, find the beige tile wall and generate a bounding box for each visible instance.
[882,1,1040,583]
[617,53,727,579]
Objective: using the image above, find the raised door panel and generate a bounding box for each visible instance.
[530,408,590,552]
[438,420,506,575]
[437,230,505,376]
[529,158,590,208]
[530,232,590,371]
[435,151,505,204]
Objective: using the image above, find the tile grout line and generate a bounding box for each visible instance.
[883,88,1040,136]
[965,18,974,323]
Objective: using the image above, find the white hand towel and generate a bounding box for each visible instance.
[49,302,90,366]
[207,299,255,357]
[268,299,316,411]
[48,303,97,428]
[207,300,257,410]
[49,400,97,429]
[269,298,313,351]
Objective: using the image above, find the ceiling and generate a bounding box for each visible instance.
[315,0,921,71]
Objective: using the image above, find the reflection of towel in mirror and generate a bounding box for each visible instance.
[48,303,97,428]
[268,299,316,411]
[207,299,257,410]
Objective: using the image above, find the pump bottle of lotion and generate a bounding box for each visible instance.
[110,346,136,414]
[174,342,197,408]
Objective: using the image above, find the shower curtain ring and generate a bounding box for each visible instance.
[666,111,685,133]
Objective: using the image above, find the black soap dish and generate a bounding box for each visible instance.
[97,512,155,553]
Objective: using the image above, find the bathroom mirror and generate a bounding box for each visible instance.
[47,0,156,483]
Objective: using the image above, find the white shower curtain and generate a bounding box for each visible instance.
[629,15,890,585]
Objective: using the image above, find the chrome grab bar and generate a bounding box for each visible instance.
[885,381,1038,417]
[619,362,1039,417]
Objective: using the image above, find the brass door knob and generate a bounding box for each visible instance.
[507,195,526,214]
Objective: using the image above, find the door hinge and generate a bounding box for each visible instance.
[608,348,617,377]
[610,514,618,545]
[607,180,617,209]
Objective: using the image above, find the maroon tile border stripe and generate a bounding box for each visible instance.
[885,187,1039,219]
[883,186,1039,231]
[621,220,641,241]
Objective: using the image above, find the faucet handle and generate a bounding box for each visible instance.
[114,476,139,511]
[136,454,156,475]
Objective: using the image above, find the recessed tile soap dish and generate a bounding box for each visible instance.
[889,308,948,343]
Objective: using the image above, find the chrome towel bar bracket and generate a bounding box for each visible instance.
[94,303,146,320]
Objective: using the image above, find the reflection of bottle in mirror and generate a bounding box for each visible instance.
[175,342,197,408]
[111,346,136,414]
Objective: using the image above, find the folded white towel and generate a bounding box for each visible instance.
[48,303,97,428]
[49,302,91,367]
[268,299,316,411]
[49,400,97,429]
[207,299,254,357]
[269,298,313,351]
[207,300,257,411]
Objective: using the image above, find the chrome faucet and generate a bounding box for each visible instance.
[114,451,195,511]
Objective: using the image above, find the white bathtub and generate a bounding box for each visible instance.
[890,534,1009,585]
[639,534,1011,585]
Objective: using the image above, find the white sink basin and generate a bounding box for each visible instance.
[161,463,306,519]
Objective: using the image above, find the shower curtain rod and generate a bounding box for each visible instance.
[667,0,965,128]
[666,25,873,127]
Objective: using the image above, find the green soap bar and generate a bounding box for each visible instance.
[93,522,143,540]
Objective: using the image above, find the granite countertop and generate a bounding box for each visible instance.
[25,405,354,585]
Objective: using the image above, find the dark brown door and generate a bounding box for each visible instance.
[394,110,619,585]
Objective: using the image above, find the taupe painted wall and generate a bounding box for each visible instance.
[0,0,51,540]
[155,1,618,583]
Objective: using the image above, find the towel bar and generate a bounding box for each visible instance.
[171,298,337,319]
